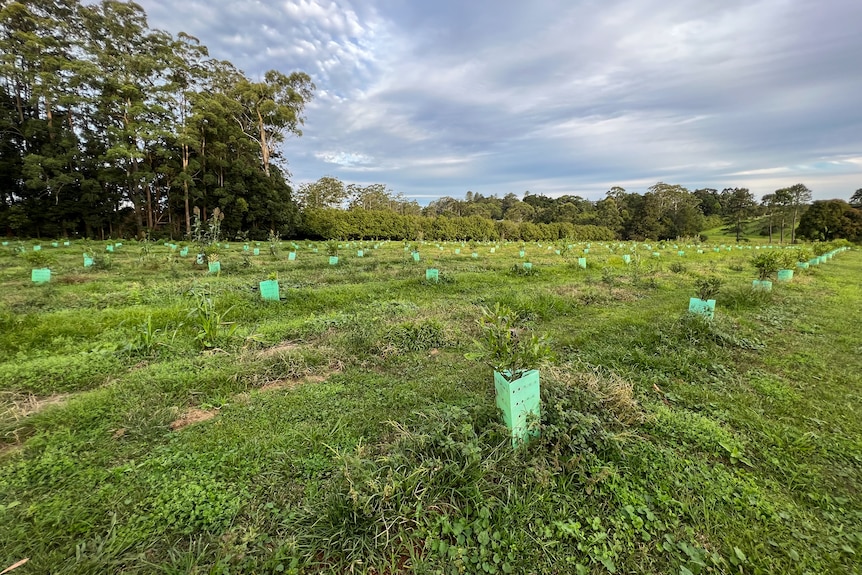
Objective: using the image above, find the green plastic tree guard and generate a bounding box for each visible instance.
[519,250,525,258]
[425,268,439,282]
[494,370,541,448]
[584,248,590,254]
[329,256,339,265]
[244,244,249,252]
[208,261,221,274]
[777,269,794,282]
[180,247,189,257]
[653,252,661,257]
[688,297,716,319]
[260,280,280,301]
[472,252,478,259]
[412,252,420,262]
[678,251,685,256]
[523,262,533,270]
[51,242,58,247]
[253,248,260,256]
[578,257,587,269]
[809,258,819,266]
[490,247,496,253]
[33,245,41,251]
[797,261,809,269]
[106,245,114,252]
[455,248,461,254]
[622,254,632,264]
[752,280,773,292]
[1,241,7,246]
[288,252,296,261]
[357,250,364,257]
[31,268,51,283]
[83,255,94,267]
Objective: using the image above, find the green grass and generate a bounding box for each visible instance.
[701,216,795,244]
[1,238,860,574]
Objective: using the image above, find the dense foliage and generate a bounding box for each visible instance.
[0,0,312,239]
[796,200,862,242]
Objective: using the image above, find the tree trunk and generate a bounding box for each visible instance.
[145,181,154,230]
[184,178,191,235]
[183,142,191,235]
[791,206,799,244]
[127,163,144,236]
[257,109,270,177]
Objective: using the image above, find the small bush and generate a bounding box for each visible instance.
[790,248,813,263]
[21,250,55,267]
[694,276,722,300]
[750,251,782,280]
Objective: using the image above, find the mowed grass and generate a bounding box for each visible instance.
[1,238,860,574]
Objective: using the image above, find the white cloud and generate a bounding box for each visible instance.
[140,0,862,202]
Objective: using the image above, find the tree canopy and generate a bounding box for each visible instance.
[0,0,313,239]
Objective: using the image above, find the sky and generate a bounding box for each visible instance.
[139,0,862,204]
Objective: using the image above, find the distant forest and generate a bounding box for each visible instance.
[2,1,860,242]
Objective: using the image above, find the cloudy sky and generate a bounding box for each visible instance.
[140,0,862,203]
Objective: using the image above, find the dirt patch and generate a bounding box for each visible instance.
[170,407,218,431]
[259,379,302,393]
[257,368,341,393]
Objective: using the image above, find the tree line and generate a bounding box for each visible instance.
[296,178,861,242]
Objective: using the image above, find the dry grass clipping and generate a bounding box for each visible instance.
[545,364,645,426]
[0,392,70,427]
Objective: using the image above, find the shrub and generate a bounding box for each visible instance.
[21,250,54,267]
[791,248,813,262]
[694,276,722,300]
[750,251,781,280]
[465,303,552,382]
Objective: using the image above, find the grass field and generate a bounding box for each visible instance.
[1,237,860,574]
